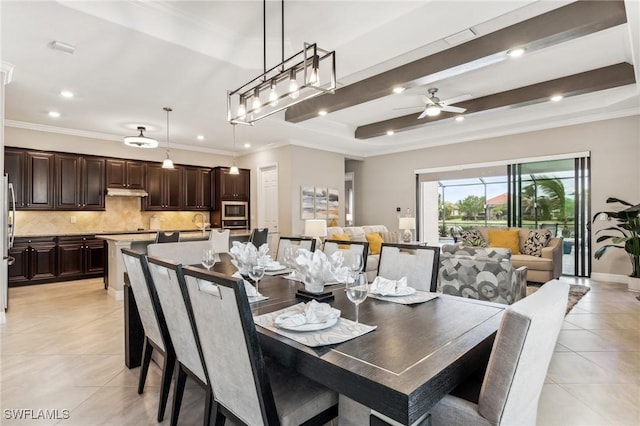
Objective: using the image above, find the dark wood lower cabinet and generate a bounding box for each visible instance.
[9,236,105,287]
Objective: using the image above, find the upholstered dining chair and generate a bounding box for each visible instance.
[322,239,369,272]
[377,243,440,292]
[155,231,180,243]
[146,256,213,426]
[249,227,269,249]
[427,280,570,426]
[208,228,230,259]
[180,265,339,426]
[275,236,316,262]
[120,249,175,423]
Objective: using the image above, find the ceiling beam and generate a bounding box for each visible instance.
[354,63,636,139]
[285,0,627,123]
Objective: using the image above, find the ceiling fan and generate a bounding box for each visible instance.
[396,88,471,119]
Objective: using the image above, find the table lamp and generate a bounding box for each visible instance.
[304,219,327,247]
[398,216,416,243]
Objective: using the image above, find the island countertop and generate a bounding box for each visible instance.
[97,229,251,242]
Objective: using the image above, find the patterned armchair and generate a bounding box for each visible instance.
[437,245,527,305]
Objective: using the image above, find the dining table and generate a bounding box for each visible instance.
[123,254,505,426]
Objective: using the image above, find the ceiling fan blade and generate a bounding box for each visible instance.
[417,109,429,119]
[441,93,473,105]
[441,105,466,113]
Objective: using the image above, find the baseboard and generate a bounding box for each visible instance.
[590,272,628,284]
[107,287,124,300]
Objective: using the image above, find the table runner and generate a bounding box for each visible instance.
[367,290,440,305]
[254,303,377,348]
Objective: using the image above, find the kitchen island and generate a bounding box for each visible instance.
[98,229,250,299]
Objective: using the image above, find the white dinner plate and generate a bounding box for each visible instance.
[372,286,416,297]
[265,264,286,272]
[275,316,338,332]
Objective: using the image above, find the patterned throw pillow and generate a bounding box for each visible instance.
[523,229,551,257]
[460,230,488,247]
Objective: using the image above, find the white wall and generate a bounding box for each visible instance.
[351,116,640,276]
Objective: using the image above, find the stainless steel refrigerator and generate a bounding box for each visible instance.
[2,174,16,312]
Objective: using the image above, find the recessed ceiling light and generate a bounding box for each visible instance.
[455,116,465,122]
[196,135,205,140]
[392,87,405,94]
[60,90,74,98]
[550,94,564,102]
[507,47,525,58]
[244,143,251,148]
[386,130,394,136]
[318,110,327,116]
[48,111,60,118]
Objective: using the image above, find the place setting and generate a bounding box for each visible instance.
[228,241,272,303]
[368,275,440,305]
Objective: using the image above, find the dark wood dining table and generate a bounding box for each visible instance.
[123,255,505,425]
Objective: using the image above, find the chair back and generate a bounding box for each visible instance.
[322,239,369,271]
[146,257,207,383]
[181,266,278,426]
[275,237,316,262]
[478,280,569,425]
[121,249,167,352]
[377,243,440,292]
[147,240,214,266]
[209,229,230,253]
[249,228,269,249]
[155,231,180,243]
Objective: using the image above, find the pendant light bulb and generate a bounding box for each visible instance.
[289,69,299,99]
[237,96,246,119]
[308,55,320,86]
[269,79,279,107]
[251,88,261,112]
[162,107,174,169]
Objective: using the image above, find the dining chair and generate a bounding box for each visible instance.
[275,236,316,262]
[147,240,213,266]
[146,256,214,426]
[376,243,440,292]
[155,231,180,243]
[120,249,175,423]
[180,265,339,426]
[322,239,369,271]
[427,280,570,426]
[208,228,230,255]
[249,227,269,249]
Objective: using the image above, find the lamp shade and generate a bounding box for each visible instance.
[304,219,327,238]
[399,217,416,231]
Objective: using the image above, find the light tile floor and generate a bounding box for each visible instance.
[1,277,638,425]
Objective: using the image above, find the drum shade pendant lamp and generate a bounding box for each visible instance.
[161,107,174,169]
[124,126,158,148]
[227,0,336,125]
[229,124,239,175]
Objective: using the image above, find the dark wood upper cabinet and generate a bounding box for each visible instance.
[55,154,105,210]
[4,148,25,208]
[213,166,250,207]
[6,148,56,210]
[106,159,145,189]
[183,166,211,210]
[143,163,183,210]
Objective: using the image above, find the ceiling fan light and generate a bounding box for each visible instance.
[426,105,441,116]
[124,126,158,148]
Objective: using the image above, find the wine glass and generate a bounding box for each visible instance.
[345,272,368,324]
[249,264,265,293]
[284,245,297,280]
[348,252,364,276]
[201,248,215,270]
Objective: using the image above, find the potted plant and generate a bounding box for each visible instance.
[593,197,640,292]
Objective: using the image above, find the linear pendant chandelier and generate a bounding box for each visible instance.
[227,0,336,125]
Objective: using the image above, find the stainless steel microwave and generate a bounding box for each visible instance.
[221,201,248,220]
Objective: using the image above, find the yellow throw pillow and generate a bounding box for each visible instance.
[488,229,521,254]
[331,233,350,249]
[365,232,383,255]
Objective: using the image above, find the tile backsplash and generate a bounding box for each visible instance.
[14,196,210,236]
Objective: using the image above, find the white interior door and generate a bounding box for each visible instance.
[258,164,279,233]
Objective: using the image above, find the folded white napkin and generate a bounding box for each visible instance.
[274,300,341,328]
[232,272,261,298]
[370,276,409,296]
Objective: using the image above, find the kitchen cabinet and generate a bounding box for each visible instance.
[57,235,106,279]
[55,154,105,210]
[213,166,250,206]
[183,166,211,210]
[4,148,54,210]
[8,237,57,285]
[144,163,182,210]
[106,159,145,189]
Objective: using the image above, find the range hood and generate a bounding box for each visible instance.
[106,188,148,197]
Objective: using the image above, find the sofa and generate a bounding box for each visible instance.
[326,225,402,282]
[438,245,527,304]
[460,227,563,283]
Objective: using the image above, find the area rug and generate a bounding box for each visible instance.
[526,283,590,315]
